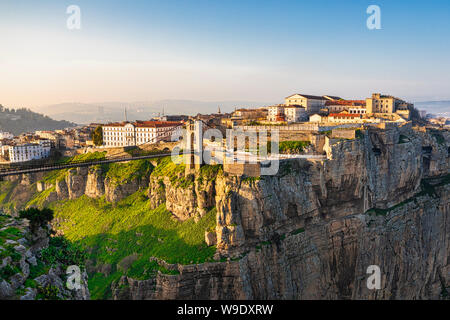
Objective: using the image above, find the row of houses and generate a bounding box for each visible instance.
[267,93,413,124]
[267,94,342,122]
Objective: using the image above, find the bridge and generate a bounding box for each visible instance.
[0,152,174,178]
[0,120,327,178]
[0,120,215,178]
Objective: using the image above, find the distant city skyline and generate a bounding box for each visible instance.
[1,0,450,108]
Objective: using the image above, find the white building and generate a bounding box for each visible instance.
[1,140,51,163]
[102,121,182,147]
[267,105,285,122]
[328,112,363,123]
[284,106,306,123]
[348,107,367,114]
[284,94,328,112]
[0,131,14,140]
[309,114,323,123]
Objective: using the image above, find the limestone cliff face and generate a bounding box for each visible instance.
[163,178,198,221]
[148,176,166,210]
[113,185,449,299]
[104,176,149,203]
[85,167,105,198]
[113,126,449,300]
[1,126,448,300]
[215,126,425,253]
[65,168,88,200]
[148,169,217,221]
[53,165,150,203]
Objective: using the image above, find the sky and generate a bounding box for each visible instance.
[1,0,450,109]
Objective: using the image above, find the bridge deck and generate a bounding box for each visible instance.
[0,151,326,178]
[0,153,172,177]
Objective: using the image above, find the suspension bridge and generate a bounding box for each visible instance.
[0,123,187,178]
[0,120,326,178]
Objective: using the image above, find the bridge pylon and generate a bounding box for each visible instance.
[185,120,203,175]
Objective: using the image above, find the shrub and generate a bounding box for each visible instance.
[40,236,87,270]
[19,208,54,232]
[36,284,61,300]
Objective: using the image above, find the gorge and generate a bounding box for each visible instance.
[0,124,449,300]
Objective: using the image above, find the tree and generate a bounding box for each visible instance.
[91,126,103,146]
[19,208,54,232]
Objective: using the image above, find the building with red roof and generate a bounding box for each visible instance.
[102,120,182,147]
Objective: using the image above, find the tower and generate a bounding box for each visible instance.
[185,120,203,175]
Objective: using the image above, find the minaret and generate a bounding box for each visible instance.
[124,107,128,122]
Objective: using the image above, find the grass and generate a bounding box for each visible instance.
[47,190,217,299]
[40,236,88,270]
[0,225,24,248]
[39,152,107,184]
[196,165,223,183]
[151,156,191,188]
[0,180,19,213]
[105,160,153,185]
[279,141,310,154]
[242,176,261,183]
[124,147,168,157]
[26,186,56,208]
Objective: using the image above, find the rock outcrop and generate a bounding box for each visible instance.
[112,125,450,300]
[0,215,90,300]
[1,125,449,300]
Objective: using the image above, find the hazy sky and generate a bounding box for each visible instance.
[1,0,450,109]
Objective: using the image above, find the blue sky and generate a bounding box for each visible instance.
[1,0,450,107]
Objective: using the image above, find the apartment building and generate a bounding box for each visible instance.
[284,94,328,112]
[102,121,182,147]
[284,106,306,123]
[1,140,51,163]
[267,105,285,122]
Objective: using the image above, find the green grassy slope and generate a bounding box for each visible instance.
[0,157,219,299]
[49,192,216,299]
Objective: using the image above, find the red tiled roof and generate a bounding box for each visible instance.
[103,121,182,128]
[325,100,366,106]
[286,93,327,100]
[134,121,181,128]
[329,113,361,118]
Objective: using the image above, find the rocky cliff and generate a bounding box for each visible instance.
[0,125,448,300]
[112,125,449,300]
[0,214,90,300]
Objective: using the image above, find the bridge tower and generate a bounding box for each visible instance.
[185,120,203,175]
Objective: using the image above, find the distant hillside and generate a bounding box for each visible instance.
[0,105,76,136]
[32,99,276,124]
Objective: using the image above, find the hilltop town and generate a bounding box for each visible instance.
[0,92,447,166]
